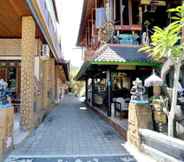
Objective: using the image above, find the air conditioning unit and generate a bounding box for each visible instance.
[40,44,50,60]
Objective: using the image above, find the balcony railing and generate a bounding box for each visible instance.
[38,0,62,58]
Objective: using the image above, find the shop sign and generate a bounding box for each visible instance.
[141,0,151,5]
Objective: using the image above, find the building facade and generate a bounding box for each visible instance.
[0,0,69,157]
[76,0,182,133]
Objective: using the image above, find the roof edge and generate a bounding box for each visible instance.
[76,0,88,47]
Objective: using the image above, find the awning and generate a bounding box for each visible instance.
[75,44,160,81]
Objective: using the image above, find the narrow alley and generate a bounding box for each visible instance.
[6,95,136,162]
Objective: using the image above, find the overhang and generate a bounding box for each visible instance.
[76,0,95,46]
[0,0,31,38]
[75,44,160,80]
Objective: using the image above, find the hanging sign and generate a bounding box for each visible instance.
[140,0,151,5]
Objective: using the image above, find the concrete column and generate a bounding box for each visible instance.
[20,16,36,130]
[42,60,49,109]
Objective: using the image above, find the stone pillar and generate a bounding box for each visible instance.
[127,103,153,149]
[20,16,36,130]
[153,86,161,96]
[46,57,55,105]
[50,58,56,102]
[42,60,49,109]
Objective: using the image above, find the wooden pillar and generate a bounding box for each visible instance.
[85,78,88,103]
[109,0,113,21]
[120,0,123,25]
[128,0,133,25]
[107,69,112,116]
[113,0,116,21]
[139,7,143,25]
[92,78,95,106]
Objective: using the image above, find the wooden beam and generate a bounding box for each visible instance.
[95,0,97,8]
[128,0,133,25]
[9,0,30,16]
[113,0,116,21]
[120,0,123,25]
[109,0,113,21]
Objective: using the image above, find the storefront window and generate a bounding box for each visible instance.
[8,67,16,98]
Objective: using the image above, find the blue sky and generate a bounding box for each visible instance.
[56,0,84,67]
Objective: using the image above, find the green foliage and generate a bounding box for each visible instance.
[139,6,184,62]
[140,5,184,136]
[69,66,85,96]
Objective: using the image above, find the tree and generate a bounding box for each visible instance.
[140,6,184,137]
[69,66,85,96]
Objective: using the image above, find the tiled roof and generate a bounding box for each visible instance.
[93,45,151,63]
[75,44,160,80]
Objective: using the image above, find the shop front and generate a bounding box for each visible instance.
[76,44,160,118]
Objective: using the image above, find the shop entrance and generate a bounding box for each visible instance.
[0,61,21,112]
[0,61,22,145]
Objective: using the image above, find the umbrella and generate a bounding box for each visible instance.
[144,70,163,87]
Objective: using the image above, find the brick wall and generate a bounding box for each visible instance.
[20,16,36,130]
[0,39,21,56]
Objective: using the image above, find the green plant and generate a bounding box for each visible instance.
[139,5,184,137]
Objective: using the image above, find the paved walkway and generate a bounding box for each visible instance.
[7,95,136,162]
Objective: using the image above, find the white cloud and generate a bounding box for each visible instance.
[56,0,84,67]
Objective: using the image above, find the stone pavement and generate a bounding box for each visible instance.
[6,95,136,162]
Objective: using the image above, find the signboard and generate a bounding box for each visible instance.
[140,0,151,5]
[141,0,166,6]
[115,25,142,31]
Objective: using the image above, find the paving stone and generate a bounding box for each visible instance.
[6,95,136,162]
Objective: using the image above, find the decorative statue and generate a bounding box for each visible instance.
[130,78,147,103]
[0,79,11,106]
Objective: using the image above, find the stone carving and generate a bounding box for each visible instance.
[98,21,115,44]
[130,78,147,103]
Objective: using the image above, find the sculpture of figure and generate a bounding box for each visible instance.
[0,79,11,105]
[130,78,146,102]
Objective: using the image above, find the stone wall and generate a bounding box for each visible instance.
[128,103,153,149]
